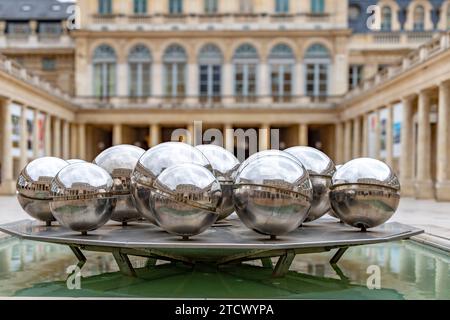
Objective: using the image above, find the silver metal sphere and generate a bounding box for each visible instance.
[16,157,69,225]
[233,149,303,181]
[195,144,240,221]
[233,154,313,237]
[50,163,116,234]
[94,144,145,224]
[285,146,336,222]
[67,159,86,164]
[329,164,342,219]
[150,163,221,239]
[130,142,212,224]
[329,158,401,230]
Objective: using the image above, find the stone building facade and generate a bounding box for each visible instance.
[0,0,450,200]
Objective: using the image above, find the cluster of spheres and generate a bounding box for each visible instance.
[16,142,401,239]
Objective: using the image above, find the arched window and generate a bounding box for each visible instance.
[233,44,259,101]
[163,44,187,98]
[169,0,183,14]
[269,44,295,102]
[413,5,425,31]
[381,6,392,31]
[134,0,147,14]
[98,0,112,15]
[128,45,151,97]
[93,45,116,98]
[311,0,324,14]
[198,44,223,102]
[275,0,289,13]
[304,44,330,97]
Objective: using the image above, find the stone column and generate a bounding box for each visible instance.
[362,114,369,157]
[344,120,352,162]
[186,62,198,104]
[259,124,270,151]
[113,124,122,146]
[1,100,14,193]
[259,62,271,103]
[152,62,163,102]
[436,81,450,200]
[19,105,28,170]
[415,90,433,199]
[374,110,381,159]
[224,123,234,154]
[78,123,86,160]
[222,63,233,104]
[334,122,344,164]
[32,109,39,158]
[298,123,308,146]
[62,120,70,159]
[149,124,161,147]
[117,62,127,96]
[70,123,78,159]
[352,117,361,158]
[400,96,415,196]
[52,117,61,158]
[386,104,394,167]
[45,114,52,156]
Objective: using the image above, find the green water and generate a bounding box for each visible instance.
[0,236,448,299]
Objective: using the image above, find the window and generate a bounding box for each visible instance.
[7,22,30,35]
[348,4,361,20]
[378,64,388,72]
[304,44,330,97]
[169,0,183,14]
[348,65,363,89]
[447,4,450,30]
[38,22,62,35]
[413,5,425,31]
[198,44,223,102]
[381,6,392,31]
[269,44,294,102]
[93,45,116,98]
[275,0,289,13]
[163,44,187,98]
[204,0,218,14]
[134,0,147,14]
[42,58,56,71]
[233,44,258,101]
[311,0,325,14]
[98,0,112,15]
[128,45,151,97]
[239,0,254,13]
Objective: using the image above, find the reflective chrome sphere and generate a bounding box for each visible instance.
[67,159,86,164]
[329,164,342,219]
[50,163,116,234]
[233,154,313,237]
[151,163,221,239]
[196,144,240,221]
[233,149,303,180]
[94,144,145,224]
[16,157,69,225]
[131,142,211,224]
[329,158,401,230]
[285,146,335,222]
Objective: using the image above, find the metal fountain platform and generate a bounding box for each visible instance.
[0,216,423,278]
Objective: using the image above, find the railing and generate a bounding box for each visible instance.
[407,31,434,43]
[346,31,450,100]
[0,54,73,104]
[75,95,343,109]
[374,33,401,44]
